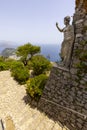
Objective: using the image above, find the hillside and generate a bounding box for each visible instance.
[1,48,16,57]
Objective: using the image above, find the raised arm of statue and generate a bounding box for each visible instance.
[56,16,75,68]
[56,22,63,32]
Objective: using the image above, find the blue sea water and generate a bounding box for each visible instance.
[0,43,61,62]
[39,44,61,62]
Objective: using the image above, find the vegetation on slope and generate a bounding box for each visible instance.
[0,43,52,100]
[16,43,40,66]
[26,74,48,100]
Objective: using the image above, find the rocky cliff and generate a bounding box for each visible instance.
[1,48,16,57]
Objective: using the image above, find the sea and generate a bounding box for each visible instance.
[40,44,61,62]
[0,43,61,62]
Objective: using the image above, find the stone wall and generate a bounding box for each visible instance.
[38,66,87,130]
[76,0,87,13]
[38,0,87,130]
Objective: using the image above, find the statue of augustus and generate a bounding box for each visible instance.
[56,16,74,68]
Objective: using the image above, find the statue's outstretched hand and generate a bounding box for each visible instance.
[56,22,58,27]
[56,22,63,32]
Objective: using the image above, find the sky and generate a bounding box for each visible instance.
[0,0,75,45]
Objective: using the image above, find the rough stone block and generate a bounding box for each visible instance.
[77,122,83,129]
[82,109,87,115]
[84,104,87,110]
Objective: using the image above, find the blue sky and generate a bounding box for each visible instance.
[0,0,75,45]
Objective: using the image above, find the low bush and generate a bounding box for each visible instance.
[27,61,33,70]
[0,58,19,71]
[26,74,48,100]
[0,62,9,71]
[11,61,29,84]
[31,55,52,75]
[0,56,5,62]
[11,61,24,70]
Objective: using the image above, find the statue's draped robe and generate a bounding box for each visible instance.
[60,25,74,67]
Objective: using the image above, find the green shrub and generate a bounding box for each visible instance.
[4,59,16,69]
[0,62,9,71]
[5,59,16,64]
[11,61,24,70]
[0,56,5,62]
[31,55,52,75]
[26,74,48,100]
[11,61,29,84]
[0,57,17,71]
[27,61,33,70]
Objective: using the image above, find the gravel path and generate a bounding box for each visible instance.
[0,71,66,130]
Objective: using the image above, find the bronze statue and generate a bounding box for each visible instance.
[56,16,74,68]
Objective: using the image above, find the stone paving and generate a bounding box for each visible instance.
[0,71,66,130]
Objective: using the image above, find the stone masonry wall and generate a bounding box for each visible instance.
[38,66,87,130]
[38,1,87,130]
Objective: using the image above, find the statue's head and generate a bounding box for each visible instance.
[64,16,70,25]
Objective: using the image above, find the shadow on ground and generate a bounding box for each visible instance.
[22,95,73,130]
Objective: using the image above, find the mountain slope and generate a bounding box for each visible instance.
[1,48,16,57]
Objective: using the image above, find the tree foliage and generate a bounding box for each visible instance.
[16,43,40,66]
